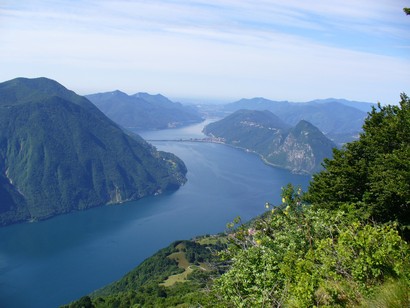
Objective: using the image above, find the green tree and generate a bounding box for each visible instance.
[212,186,410,307]
[64,296,95,308]
[306,94,410,233]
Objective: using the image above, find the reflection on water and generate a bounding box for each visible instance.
[137,118,218,140]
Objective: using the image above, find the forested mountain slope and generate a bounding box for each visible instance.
[86,91,203,131]
[203,109,335,174]
[0,77,187,226]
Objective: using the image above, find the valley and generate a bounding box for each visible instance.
[1,2,408,307]
[0,78,400,308]
[0,122,311,308]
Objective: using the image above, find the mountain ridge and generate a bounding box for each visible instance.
[203,109,335,174]
[222,97,369,144]
[86,90,203,131]
[0,77,187,226]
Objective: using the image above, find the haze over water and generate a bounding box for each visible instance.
[0,120,310,308]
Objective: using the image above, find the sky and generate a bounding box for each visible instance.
[0,0,409,104]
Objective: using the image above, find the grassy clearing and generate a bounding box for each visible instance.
[160,241,213,287]
[160,243,191,287]
[160,266,194,287]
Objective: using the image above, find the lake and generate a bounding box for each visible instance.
[0,120,311,308]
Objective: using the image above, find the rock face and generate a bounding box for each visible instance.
[203,110,335,174]
[0,77,187,226]
[86,91,203,131]
[266,120,335,173]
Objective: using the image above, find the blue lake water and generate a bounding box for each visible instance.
[0,120,311,308]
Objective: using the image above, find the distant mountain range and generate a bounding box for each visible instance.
[221,97,375,144]
[86,91,204,131]
[307,98,376,112]
[203,109,336,174]
[0,77,187,226]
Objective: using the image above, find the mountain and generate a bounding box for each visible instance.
[0,77,187,226]
[308,98,376,113]
[203,110,335,174]
[223,97,369,145]
[86,91,203,131]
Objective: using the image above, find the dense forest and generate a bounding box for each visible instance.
[67,94,410,307]
[0,77,187,226]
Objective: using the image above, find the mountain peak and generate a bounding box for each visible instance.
[133,92,172,105]
[0,77,69,94]
[111,89,128,95]
[0,77,88,107]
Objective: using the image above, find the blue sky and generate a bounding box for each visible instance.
[0,0,409,103]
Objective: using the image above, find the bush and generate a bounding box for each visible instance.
[212,185,410,307]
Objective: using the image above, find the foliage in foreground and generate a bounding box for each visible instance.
[307,93,410,235]
[212,186,410,307]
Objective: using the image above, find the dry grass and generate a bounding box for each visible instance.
[160,242,211,287]
[160,243,192,287]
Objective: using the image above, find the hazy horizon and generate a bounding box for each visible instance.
[1,1,409,104]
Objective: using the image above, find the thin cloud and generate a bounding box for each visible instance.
[0,0,409,103]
